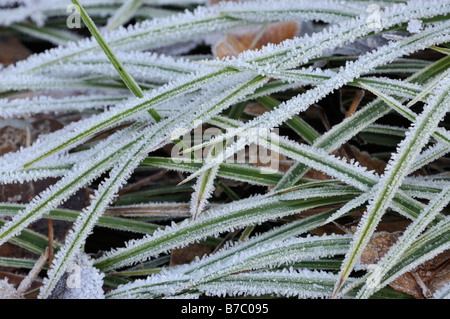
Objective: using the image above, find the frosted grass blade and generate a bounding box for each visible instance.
[333,72,450,297]
[357,186,450,298]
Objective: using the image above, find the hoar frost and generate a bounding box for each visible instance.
[0,278,22,299]
[407,19,423,33]
[47,253,105,299]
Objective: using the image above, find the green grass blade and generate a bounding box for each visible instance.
[0,219,60,255]
[0,204,160,235]
[73,0,151,110]
[106,0,145,31]
[11,24,82,45]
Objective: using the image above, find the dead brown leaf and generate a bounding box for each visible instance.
[214,21,299,59]
[360,232,401,265]
[349,145,386,175]
[0,36,31,66]
[0,125,35,203]
[0,125,29,156]
[360,232,450,298]
[275,158,332,180]
[208,0,237,5]
[332,145,387,175]
[244,102,269,116]
[0,182,35,204]
[303,168,333,180]
[309,222,349,236]
[170,243,212,266]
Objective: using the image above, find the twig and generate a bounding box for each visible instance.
[118,170,167,195]
[345,89,364,118]
[17,247,49,295]
[47,219,53,269]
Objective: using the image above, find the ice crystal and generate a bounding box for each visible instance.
[95,185,357,271]
[0,94,127,118]
[0,278,22,299]
[433,283,450,299]
[411,143,450,172]
[407,19,423,33]
[197,269,346,299]
[47,252,105,299]
[107,234,352,298]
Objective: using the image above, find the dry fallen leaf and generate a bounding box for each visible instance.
[214,21,299,59]
[360,232,450,298]
[0,125,29,156]
[411,251,450,298]
[208,0,237,5]
[0,125,35,204]
[170,243,212,266]
[244,102,269,116]
[348,145,386,175]
[308,221,349,236]
[0,35,31,67]
[275,157,332,180]
[360,232,401,266]
[332,145,387,175]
